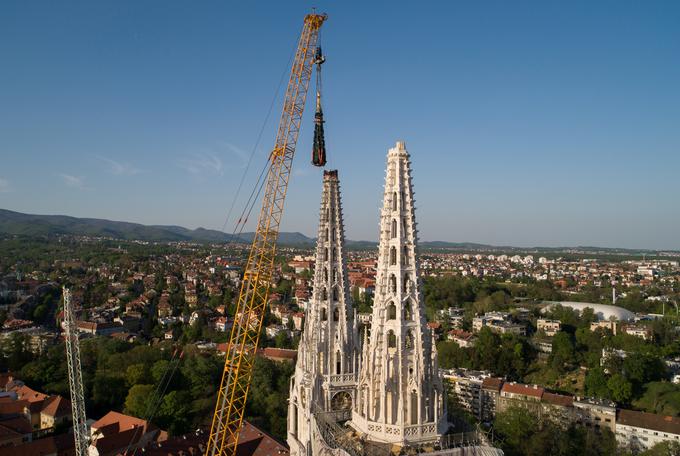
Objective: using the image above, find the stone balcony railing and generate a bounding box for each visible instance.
[351,414,440,443]
[325,372,358,386]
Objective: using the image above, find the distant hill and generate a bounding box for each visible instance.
[0,209,322,245]
[1,209,677,254]
[0,209,230,242]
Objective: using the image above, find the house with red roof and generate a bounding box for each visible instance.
[89,411,159,456]
[498,382,545,415]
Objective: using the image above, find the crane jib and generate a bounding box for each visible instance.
[205,12,327,456]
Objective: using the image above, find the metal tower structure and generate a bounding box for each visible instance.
[206,12,327,456]
[63,287,89,456]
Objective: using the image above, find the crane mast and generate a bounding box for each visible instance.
[206,13,327,456]
[63,287,89,456]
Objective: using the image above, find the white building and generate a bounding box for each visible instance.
[441,369,491,420]
[616,409,680,452]
[537,319,561,337]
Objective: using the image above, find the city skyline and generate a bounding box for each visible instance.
[2,1,679,250]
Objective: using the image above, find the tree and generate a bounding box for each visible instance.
[607,373,633,404]
[550,331,576,373]
[494,406,539,456]
[640,441,680,456]
[92,371,127,414]
[633,382,680,416]
[437,341,473,369]
[126,363,151,387]
[274,331,292,349]
[623,352,667,394]
[156,390,191,435]
[585,367,610,399]
[125,384,155,418]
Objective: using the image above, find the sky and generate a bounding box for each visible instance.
[1,1,679,250]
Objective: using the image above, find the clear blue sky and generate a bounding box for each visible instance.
[1,1,679,249]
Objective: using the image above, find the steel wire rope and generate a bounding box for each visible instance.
[221,38,299,239]
[122,348,180,455]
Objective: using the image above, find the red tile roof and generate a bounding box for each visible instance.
[0,432,75,456]
[13,385,48,404]
[618,409,680,435]
[542,392,573,408]
[259,347,297,362]
[501,382,544,399]
[144,421,289,456]
[92,410,157,435]
[481,377,504,392]
[41,396,71,418]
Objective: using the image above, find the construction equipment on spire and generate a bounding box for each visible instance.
[205,12,327,456]
[312,46,327,167]
[63,287,89,456]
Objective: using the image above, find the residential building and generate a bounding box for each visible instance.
[442,369,490,420]
[498,382,544,415]
[574,397,616,433]
[590,320,618,335]
[536,319,561,337]
[616,409,680,453]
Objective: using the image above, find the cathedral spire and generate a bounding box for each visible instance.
[288,170,358,456]
[351,141,446,445]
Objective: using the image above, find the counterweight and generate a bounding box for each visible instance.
[205,13,327,456]
[63,287,89,456]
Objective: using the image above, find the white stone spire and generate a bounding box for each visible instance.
[288,170,358,456]
[351,141,446,445]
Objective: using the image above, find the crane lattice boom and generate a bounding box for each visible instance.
[206,13,327,456]
[63,287,89,456]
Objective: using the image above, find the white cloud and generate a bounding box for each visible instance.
[221,142,251,168]
[97,156,141,176]
[0,178,10,193]
[177,153,224,176]
[59,173,85,189]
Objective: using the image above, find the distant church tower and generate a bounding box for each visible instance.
[351,141,447,445]
[288,170,358,456]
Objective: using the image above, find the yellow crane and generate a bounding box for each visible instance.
[206,12,327,456]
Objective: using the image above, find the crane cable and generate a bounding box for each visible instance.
[221,38,299,238]
[122,348,182,455]
[123,34,303,456]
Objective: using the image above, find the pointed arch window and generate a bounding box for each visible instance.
[405,330,414,349]
[336,350,341,375]
[387,302,397,320]
[332,248,337,261]
[324,267,328,281]
[333,268,337,282]
[410,391,418,425]
[392,192,398,211]
[390,247,397,265]
[321,307,327,321]
[403,246,409,265]
[333,307,339,322]
[324,248,328,261]
[403,216,408,233]
[391,219,397,239]
[387,331,397,348]
[389,274,397,293]
[322,288,328,301]
[404,299,412,321]
[332,287,338,301]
